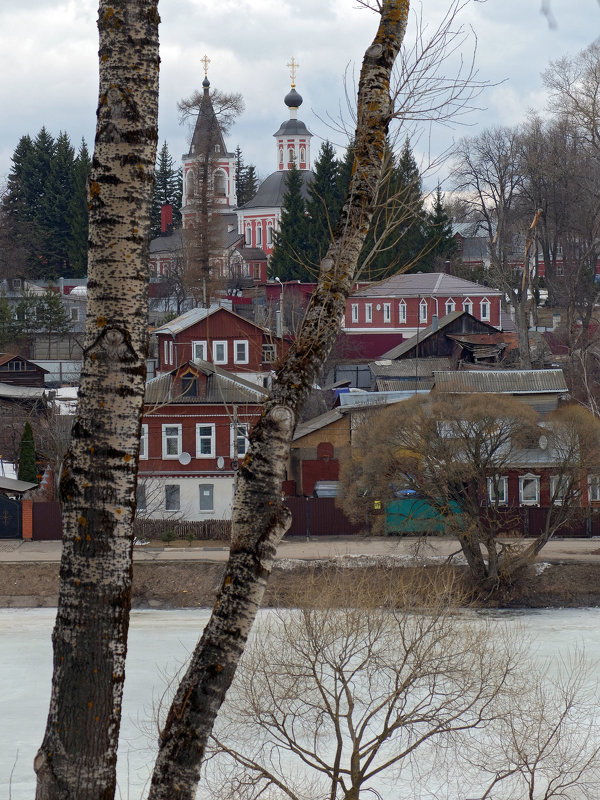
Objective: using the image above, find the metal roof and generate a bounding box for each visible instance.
[149,229,183,254]
[145,360,268,405]
[293,408,345,441]
[380,310,467,359]
[370,357,452,378]
[240,169,313,210]
[351,272,501,299]
[432,369,568,394]
[0,476,38,493]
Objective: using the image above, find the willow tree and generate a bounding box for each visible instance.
[34,2,159,798]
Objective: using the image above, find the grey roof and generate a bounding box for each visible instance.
[0,476,38,494]
[149,228,183,254]
[187,83,230,157]
[432,369,568,394]
[381,310,468,359]
[452,221,491,237]
[153,304,274,338]
[370,357,452,378]
[352,272,501,299]
[273,119,312,137]
[0,383,48,400]
[460,237,489,261]
[237,247,267,261]
[240,170,313,210]
[145,360,268,405]
[375,379,430,392]
[293,408,344,441]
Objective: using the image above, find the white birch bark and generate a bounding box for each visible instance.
[148,3,410,798]
[34,2,159,798]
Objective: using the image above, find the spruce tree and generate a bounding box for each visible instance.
[268,162,311,281]
[0,295,16,351]
[39,132,76,277]
[152,141,181,237]
[235,146,258,207]
[304,141,342,267]
[422,184,456,270]
[1,135,37,273]
[68,139,91,277]
[18,420,38,484]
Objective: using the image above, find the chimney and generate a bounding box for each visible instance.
[161,204,173,235]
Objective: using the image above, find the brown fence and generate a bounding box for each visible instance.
[32,502,62,541]
[132,518,231,542]
[284,497,362,537]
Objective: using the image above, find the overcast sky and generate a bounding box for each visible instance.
[1,0,599,192]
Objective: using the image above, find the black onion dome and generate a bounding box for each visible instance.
[284,88,303,108]
[202,77,210,89]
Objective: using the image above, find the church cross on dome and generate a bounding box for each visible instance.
[286,57,299,89]
[201,54,211,78]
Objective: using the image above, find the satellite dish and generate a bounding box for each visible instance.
[217,456,225,469]
[178,452,191,465]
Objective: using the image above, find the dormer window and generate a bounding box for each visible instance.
[214,144,220,153]
[180,373,198,398]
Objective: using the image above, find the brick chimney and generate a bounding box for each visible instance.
[161,204,173,235]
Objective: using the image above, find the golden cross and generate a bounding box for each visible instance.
[201,54,211,78]
[287,57,299,88]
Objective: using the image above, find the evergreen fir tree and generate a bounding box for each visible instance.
[37,288,73,357]
[336,142,355,204]
[2,135,35,222]
[68,139,91,277]
[18,421,38,484]
[304,141,342,267]
[358,137,426,277]
[268,162,311,281]
[152,141,181,237]
[422,184,457,270]
[234,146,258,207]
[39,132,76,277]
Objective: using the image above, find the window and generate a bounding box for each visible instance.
[162,424,182,459]
[136,483,146,511]
[589,476,600,503]
[234,340,249,364]
[199,484,214,512]
[231,423,249,458]
[165,484,180,512]
[262,343,277,362]
[192,341,207,362]
[186,169,195,198]
[365,304,373,323]
[70,307,79,321]
[169,340,174,365]
[445,299,455,315]
[212,341,227,364]
[519,474,540,506]
[351,304,359,323]
[256,225,262,246]
[550,475,569,505]
[300,146,306,162]
[163,340,168,365]
[139,424,148,460]
[398,301,407,324]
[279,148,283,165]
[383,303,391,323]
[419,299,428,324]
[463,297,473,315]
[180,374,198,397]
[487,476,508,506]
[12,278,22,290]
[196,423,215,458]
[267,225,273,245]
[213,170,226,196]
[214,144,221,153]
[480,298,490,321]
[288,147,295,163]
[245,225,252,246]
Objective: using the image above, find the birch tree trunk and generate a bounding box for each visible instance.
[34,2,159,798]
[148,3,410,798]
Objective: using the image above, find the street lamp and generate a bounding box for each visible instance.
[274,276,284,336]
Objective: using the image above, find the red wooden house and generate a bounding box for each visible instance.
[140,360,268,520]
[153,306,288,387]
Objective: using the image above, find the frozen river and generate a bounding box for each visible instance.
[3,607,600,799]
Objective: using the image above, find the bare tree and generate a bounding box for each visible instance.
[34,1,159,798]
[339,394,600,592]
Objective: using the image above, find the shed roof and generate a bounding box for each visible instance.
[432,369,568,394]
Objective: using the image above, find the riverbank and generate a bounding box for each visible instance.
[3,557,600,608]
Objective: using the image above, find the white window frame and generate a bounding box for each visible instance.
[163,339,168,365]
[519,473,540,506]
[162,424,182,459]
[212,340,227,365]
[256,225,262,246]
[136,482,147,511]
[365,304,373,323]
[139,424,148,460]
[165,484,180,512]
[480,297,491,321]
[199,483,214,512]
[383,303,391,323]
[267,224,273,245]
[262,343,277,363]
[230,423,249,459]
[196,423,216,458]
[192,340,207,362]
[70,307,79,321]
[234,340,249,365]
[445,299,455,315]
[245,225,252,246]
[463,297,473,315]
[589,475,600,503]
[398,301,407,324]
[351,304,359,324]
[169,340,174,365]
[550,475,570,505]
[419,299,428,324]
[487,476,508,506]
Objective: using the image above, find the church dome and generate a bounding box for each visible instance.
[284,88,303,108]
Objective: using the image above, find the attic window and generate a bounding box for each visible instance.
[181,374,198,398]
[214,144,221,153]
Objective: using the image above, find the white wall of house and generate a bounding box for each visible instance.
[137,475,235,521]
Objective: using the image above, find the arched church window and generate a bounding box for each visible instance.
[186,169,196,199]
[213,170,226,197]
[300,146,305,162]
[267,224,273,246]
[279,148,284,165]
[245,225,252,246]
[288,147,295,164]
[256,225,262,246]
